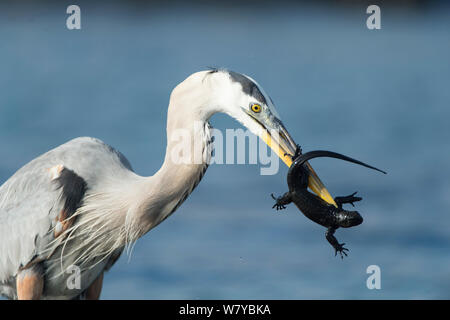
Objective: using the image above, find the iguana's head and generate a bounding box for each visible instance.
[336,210,363,228]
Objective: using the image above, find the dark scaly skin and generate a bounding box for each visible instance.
[272,146,386,258]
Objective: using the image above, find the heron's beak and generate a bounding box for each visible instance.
[257,116,338,207]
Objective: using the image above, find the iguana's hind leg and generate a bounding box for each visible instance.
[271,192,292,211]
[325,228,349,259]
[16,263,44,300]
[334,192,362,210]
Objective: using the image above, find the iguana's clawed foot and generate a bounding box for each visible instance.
[334,192,362,209]
[284,145,302,160]
[271,194,287,211]
[333,243,349,259]
[273,204,286,210]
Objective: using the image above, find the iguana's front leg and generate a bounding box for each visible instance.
[334,192,362,210]
[325,227,349,259]
[271,192,292,211]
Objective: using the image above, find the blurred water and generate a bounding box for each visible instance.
[0,2,449,299]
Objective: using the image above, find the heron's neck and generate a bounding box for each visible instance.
[133,84,215,236]
[157,117,212,188]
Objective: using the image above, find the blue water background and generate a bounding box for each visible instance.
[0,2,449,299]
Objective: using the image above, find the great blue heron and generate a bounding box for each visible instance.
[0,69,336,299]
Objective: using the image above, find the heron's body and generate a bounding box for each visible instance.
[0,69,331,299]
[0,128,211,299]
[1,138,136,298]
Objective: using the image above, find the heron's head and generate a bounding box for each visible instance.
[171,69,338,206]
[206,69,298,163]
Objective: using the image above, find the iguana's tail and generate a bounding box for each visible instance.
[291,150,387,175]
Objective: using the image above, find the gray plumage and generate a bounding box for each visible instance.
[0,137,135,298]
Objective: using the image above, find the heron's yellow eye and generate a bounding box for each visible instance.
[251,104,261,113]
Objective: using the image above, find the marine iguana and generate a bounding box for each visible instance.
[271,146,386,258]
